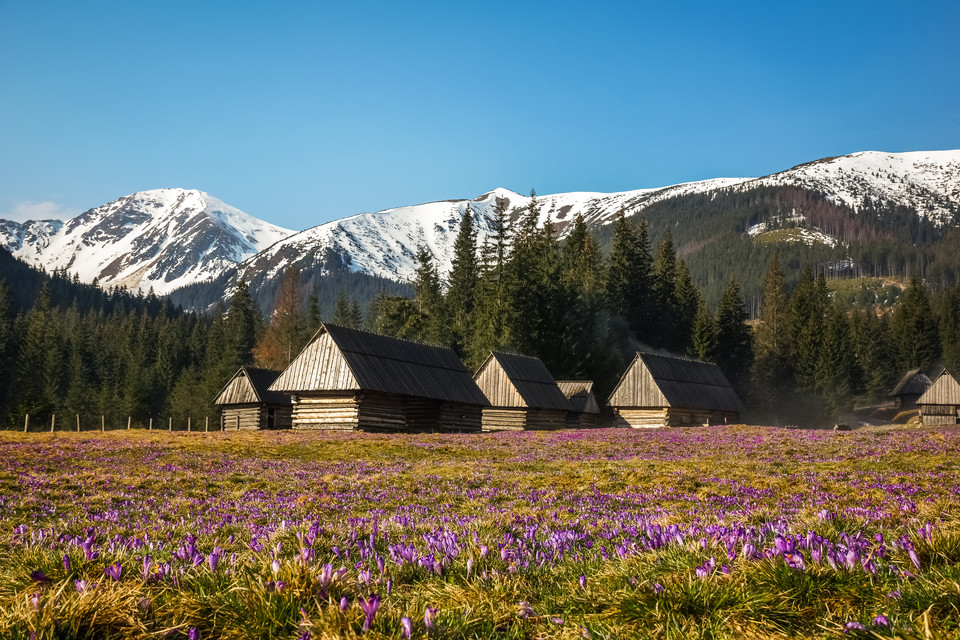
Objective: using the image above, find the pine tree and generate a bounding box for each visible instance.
[333,291,353,326]
[893,276,941,371]
[673,259,700,354]
[815,303,863,417]
[790,267,829,393]
[253,267,302,370]
[0,282,13,421]
[938,287,960,373]
[468,197,514,367]
[446,205,479,357]
[413,246,447,344]
[349,299,363,330]
[714,275,753,396]
[605,212,650,324]
[305,289,322,337]
[652,231,680,349]
[690,300,718,362]
[752,255,793,421]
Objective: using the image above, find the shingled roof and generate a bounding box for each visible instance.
[268,324,489,406]
[213,367,291,406]
[607,352,745,413]
[474,352,571,411]
[889,368,933,398]
[557,380,600,414]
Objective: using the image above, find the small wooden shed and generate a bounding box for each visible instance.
[473,352,572,431]
[268,323,489,432]
[607,352,744,428]
[213,367,293,430]
[557,380,601,428]
[917,369,960,426]
[889,368,933,409]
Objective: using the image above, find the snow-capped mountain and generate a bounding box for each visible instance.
[754,150,960,224]
[2,150,958,299]
[0,189,293,295]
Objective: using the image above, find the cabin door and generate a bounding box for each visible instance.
[267,407,276,429]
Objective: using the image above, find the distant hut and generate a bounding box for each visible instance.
[917,370,960,426]
[213,367,293,430]
[473,352,572,431]
[607,352,744,428]
[268,324,489,432]
[889,368,933,409]
[557,380,601,428]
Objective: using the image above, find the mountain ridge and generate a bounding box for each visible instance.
[2,150,958,304]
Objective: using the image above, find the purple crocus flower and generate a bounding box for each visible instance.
[845,621,866,631]
[872,614,889,626]
[30,571,51,583]
[62,555,71,572]
[358,594,381,633]
[424,606,437,630]
[579,574,586,590]
[188,628,199,640]
[400,617,412,639]
[340,596,350,612]
[75,579,87,592]
[208,552,219,573]
[104,563,122,581]
[652,582,664,595]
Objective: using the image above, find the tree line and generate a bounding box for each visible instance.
[2,188,960,427]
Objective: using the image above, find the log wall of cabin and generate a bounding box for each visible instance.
[920,404,959,426]
[565,412,598,428]
[482,408,528,431]
[614,407,739,428]
[438,402,483,432]
[291,393,361,430]
[222,405,264,430]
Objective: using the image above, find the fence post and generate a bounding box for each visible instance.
[168,417,172,432]
[149,418,153,431]
[127,416,131,430]
[236,415,240,431]
[205,416,209,433]
[76,414,80,432]
[24,414,29,433]
[51,414,55,432]
[101,415,105,431]
[187,417,191,432]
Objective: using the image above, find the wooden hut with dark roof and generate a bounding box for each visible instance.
[268,323,489,432]
[213,367,293,430]
[473,352,572,431]
[557,380,601,428]
[917,370,960,426]
[607,352,744,428]
[889,368,933,409]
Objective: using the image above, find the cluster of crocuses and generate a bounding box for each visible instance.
[4,425,960,636]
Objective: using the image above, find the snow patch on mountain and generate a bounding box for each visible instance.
[0,189,293,295]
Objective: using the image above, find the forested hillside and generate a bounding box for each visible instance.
[2,183,960,429]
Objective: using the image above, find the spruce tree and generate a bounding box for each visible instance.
[652,231,680,349]
[939,287,960,373]
[673,259,700,354]
[714,276,753,394]
[690,300,718,362]
[333,291,352,326]
[753,255,793,422]
[893,276,941,371]
[413,246,447,344]
[815,303,863,418]
[0,282,13,421]
[446,205,479,358]
[468,196,514,367]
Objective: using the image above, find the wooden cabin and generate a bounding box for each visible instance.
[268,323,489,432]
[557,380,601,428]
[917,370,960,426]
[473,352,572,431]
[889,368,933,409]
[607,352,744,428]
[213,367,293,430]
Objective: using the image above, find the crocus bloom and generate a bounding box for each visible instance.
[208,552,219,573]
[104,563,122,581]
[188,629,199,640]
[358,594,381,633]
[62,555,71,572]
[424,606,437,630]
[30,571,50,583]
[340,596,350,612]
[872,614,889,626]
[845,621,866,631]
[400,617,412,639]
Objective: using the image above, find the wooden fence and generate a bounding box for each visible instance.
[11,414,227,433]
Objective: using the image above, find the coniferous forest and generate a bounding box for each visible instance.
[2,192,960,429]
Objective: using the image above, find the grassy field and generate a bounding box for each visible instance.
[1,426,959,639]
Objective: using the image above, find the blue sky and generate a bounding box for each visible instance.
[1,0,958,229]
